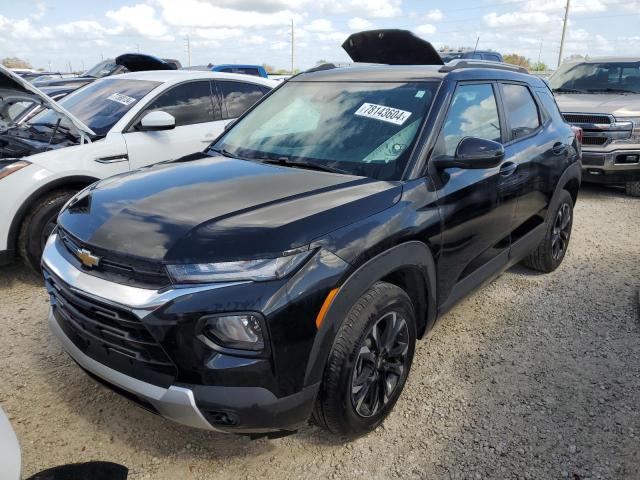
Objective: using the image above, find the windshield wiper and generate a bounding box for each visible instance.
[208,147,240,159]
[552,87,586,93]
[585,88,637,94]
[256,156,348,174]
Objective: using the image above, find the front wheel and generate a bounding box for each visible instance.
[522,189,573,273]
[313,281,416,437]
[18,190,75,274]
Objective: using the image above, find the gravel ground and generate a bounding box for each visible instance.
[0,184,638,480]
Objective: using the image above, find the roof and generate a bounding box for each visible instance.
[292,62,544,87]
[564,56,640,64]
[108,70,277,88]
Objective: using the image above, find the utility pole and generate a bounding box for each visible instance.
[185,35,191,67]
[557,0,571,68]
[537,38,543,65]
[290,18,295,75]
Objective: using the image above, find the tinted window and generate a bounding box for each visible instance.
[144,81,214,127]
[438,83,501,157]
[214,81,439,180]
[485,54,501,62]
[218,81,266,118]
[535,88,562,122]
[472,53,483,60]
[502,84,540,140]
[30,78,160,137]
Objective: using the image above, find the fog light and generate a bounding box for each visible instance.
[202,314,265,351]
[616,154,639,165]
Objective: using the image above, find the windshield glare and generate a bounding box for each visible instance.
[213,81,438,180]
[29,78,160,137]
[550,62,640,93]
[83,60,120,78]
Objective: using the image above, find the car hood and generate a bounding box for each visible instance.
[0,64,95,137]
[115,53,177,72]
[342,29,443,66]
[57,154,401,264]
[554,93,640,117]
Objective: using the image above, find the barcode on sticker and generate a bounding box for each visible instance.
[107,93,137,106]
[355,103,412,125]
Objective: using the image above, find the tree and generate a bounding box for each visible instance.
[530,62,548,72]
[1,57,31,69]
[503,53,531,69]
[261,63,275,74]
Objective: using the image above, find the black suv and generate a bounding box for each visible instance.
[42,31,581,438]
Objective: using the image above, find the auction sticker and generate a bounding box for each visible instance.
[355,103,412,125]
[107,93,137,106]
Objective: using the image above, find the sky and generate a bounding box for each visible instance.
[1,0,640,73]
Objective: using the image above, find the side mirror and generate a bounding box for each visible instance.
[139,111,175,131]
[433,137,504,169]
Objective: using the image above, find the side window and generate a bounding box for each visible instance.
[485,54,501,62]
[535,88,562,122]
[238,68,260,76]
[218,81,266,118]
[143,81,214,127]
[437,83,501,157]
[502,83,540,140]
[472,53,483,60]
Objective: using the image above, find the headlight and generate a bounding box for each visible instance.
[166,250,312,284]
[201,313,265,351]
[0,160,30,180]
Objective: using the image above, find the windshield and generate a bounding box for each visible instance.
[212,81,439,180]
[83,59,121,78]
[29,78,161,137]
[550,61,640,93]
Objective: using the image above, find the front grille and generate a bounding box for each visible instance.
[45,268,177,387]
[582,136,609,146]
[582,155,605,166]
[58,228,171,289]
[563,113,612,125]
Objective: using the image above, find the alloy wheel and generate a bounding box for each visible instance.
[551,203,571,261]
[351,311,410,418]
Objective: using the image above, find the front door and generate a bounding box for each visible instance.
[429,82,518,311]
[124,80,228,170]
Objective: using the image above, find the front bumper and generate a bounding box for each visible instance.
[581,149,640,184]
[42,233,346,433]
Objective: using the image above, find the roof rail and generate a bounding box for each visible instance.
[439,59,528,74]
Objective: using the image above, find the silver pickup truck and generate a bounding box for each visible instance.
[550,57,640,196]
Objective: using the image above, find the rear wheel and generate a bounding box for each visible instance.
[522,189,573,273]
[18,190,75,274]
[625,181,640,197]
[313,281,416,437]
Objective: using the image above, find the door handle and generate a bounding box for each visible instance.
[552,142,568,155]
[499,161,517,176]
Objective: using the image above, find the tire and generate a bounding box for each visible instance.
[522,189,573,273]
[313,281,417,437]
[18,190,75,274]
[625,181,640,197]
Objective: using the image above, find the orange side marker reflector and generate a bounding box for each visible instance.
[315,288,339,329]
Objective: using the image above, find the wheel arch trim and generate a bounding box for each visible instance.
[303,241,437,388]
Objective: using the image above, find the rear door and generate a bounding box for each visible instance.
[124,80,225,169]
[430,81,518,310]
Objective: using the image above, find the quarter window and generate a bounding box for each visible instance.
[437,83,501,157]
[218,81,267,118]
[502,84,540,140]
[144,81,214,127]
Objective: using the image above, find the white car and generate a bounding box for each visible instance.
[0,66,275,271]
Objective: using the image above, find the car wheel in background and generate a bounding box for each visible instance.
[522,189,574,273]
[313,281,416,437]
[18,190,75,274]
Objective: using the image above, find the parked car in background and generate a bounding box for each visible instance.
[0,65,275,271]
[439,49,504,63]
[33,53,179,89]
[210,64,269,78]
[42,30,580,439]
[550,57,640,196]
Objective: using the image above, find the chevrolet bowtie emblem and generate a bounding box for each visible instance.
[76,248,100,268]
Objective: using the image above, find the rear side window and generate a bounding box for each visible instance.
[535,88,563,122]
[437,83,501,157]
[218,81,266,118]
[144,81,215,127]
[502,84,540,140]
[485,54,501,62]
